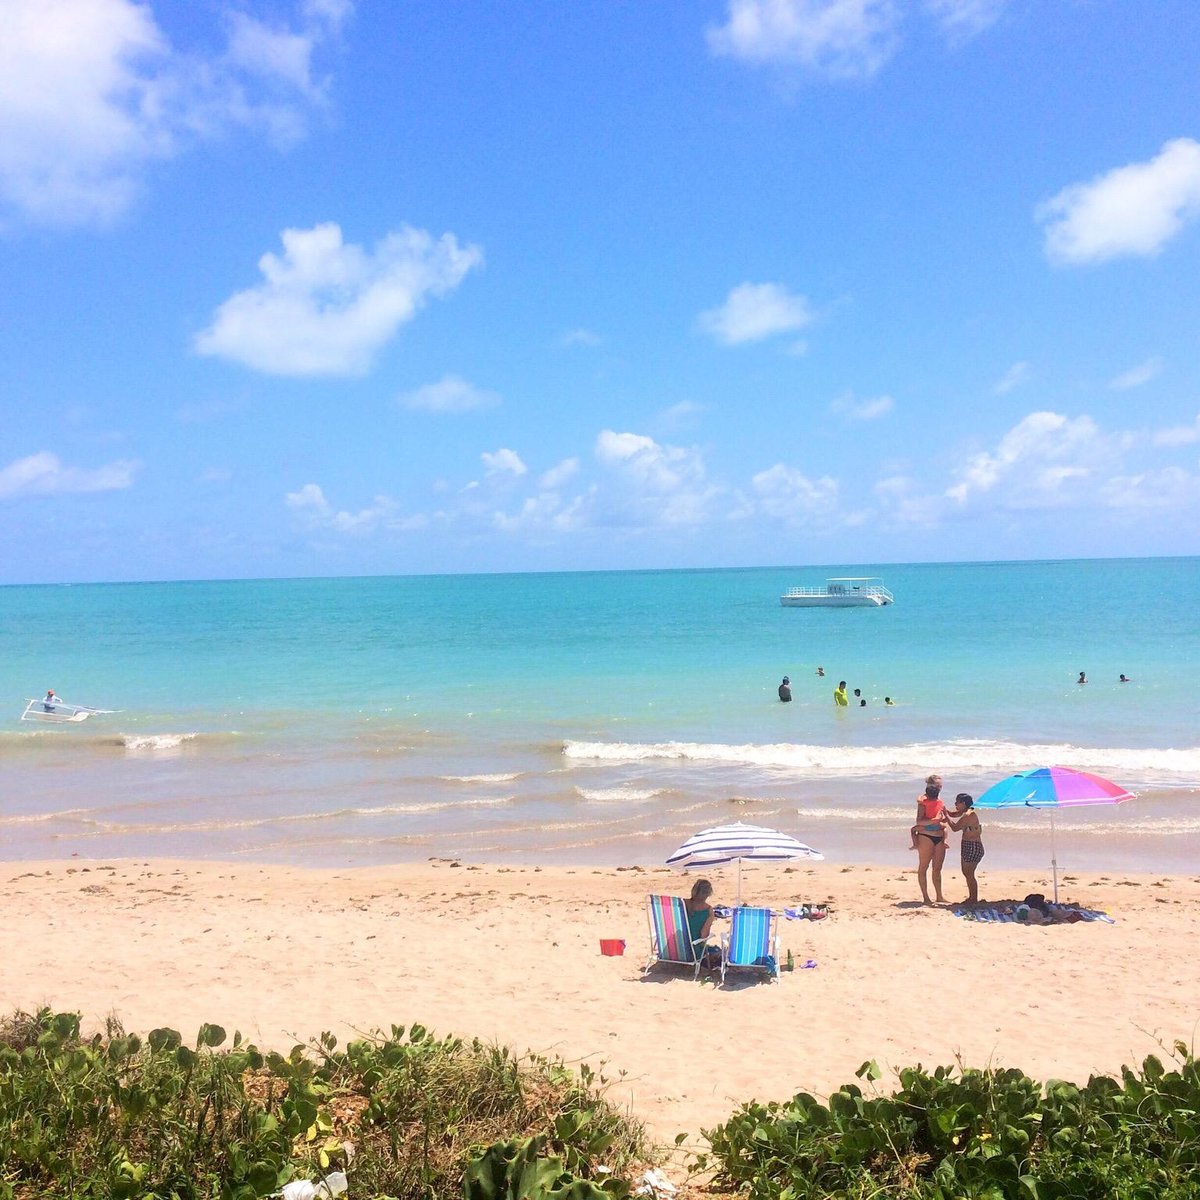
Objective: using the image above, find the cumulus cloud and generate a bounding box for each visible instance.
[0,0,350,227]
[831,391,893,420]
[707,0,901,78]
[992,360,1031,395]
[593,430,719,527]
[399,375,500,413]
[481,448,527,477]
[945,412,1106,507]
[699,282,814,346]
[0,450,139,499]
[1109,357,1163,391]
[1038,139,1200,265]
[751,463,840,522]
[539,458,580,490]
[195,222,482,376]
[1152,414,1200,448]
[284,481,420,534]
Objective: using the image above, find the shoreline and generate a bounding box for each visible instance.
[4,856,1200,1146]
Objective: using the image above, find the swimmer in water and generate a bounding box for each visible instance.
[1119,674,1131,683]
[816,666,825,677]
[1078,671,1087,685]
[884,696,894,706]
[778,675,792,702]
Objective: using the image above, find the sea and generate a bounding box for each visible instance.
[2,558,1197,876]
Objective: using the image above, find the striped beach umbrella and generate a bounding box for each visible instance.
[975,766,1134,901]
[666,821,823,904]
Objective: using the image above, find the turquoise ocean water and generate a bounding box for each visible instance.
[2,559,1197,874]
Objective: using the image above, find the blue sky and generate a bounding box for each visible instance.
[2,0,1199,583]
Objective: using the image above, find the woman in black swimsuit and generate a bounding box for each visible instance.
[913,774,948,905]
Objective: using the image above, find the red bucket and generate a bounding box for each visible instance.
[599,938,626,956]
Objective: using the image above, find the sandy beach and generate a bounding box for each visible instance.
[4,857,1200,1152]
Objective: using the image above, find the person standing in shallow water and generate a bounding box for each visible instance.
[833,681,848,706]
[778,676,792,702]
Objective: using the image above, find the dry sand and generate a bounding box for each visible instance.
[3,857,1200,1151]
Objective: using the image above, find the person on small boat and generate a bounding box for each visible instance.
[778,676,792,702]
[43,689,57,712]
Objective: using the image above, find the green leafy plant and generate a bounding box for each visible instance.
[0,1009,648,1200]
[699,1042,1200,1199]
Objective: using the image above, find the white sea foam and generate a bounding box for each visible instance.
[121,733,200,752]
[562,738,1200,780]
[575,786,664,803]
[441,772,522,784]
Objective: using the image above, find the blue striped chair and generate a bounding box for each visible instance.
[719,906,779,985]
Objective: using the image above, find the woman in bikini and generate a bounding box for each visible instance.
[944,793,984,905]
[912,774,948,905]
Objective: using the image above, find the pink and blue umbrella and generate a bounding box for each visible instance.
[975,766,1134,899]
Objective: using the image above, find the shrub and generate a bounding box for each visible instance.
[698,1046,1200,1199]
[0,1009,648,1200]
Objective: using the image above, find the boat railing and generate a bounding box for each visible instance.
[20,699,116,724]
[782,584,894,601]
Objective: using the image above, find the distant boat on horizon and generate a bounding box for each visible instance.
[780,577,894,608]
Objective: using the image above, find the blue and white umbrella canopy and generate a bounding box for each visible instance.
[666,821,823,904]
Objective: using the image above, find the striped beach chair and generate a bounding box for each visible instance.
[644,894,709,979]
[719,906,779,985]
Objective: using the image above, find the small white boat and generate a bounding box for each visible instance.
[780,577,894,607]
[21,698,117,724]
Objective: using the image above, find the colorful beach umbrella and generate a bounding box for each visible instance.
[666,821,823,904]
[975,766,1134,900]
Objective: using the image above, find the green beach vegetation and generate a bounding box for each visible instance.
[0,1009,645,1200]
[6,1008,1200,1199]
[699,1051,1200,1199]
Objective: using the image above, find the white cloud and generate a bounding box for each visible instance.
[0,450,139,498]
[924,0,1007,44]
[1098,467,1200,511]
[400,375,500,413]
[831,391,893,420]
[195,222,482,376]
[539,458,580,489]
[1038,139,1200,265]
[945,411,1108,507]
[593,430,719,527]
[284,481,419,534]
[481,448,526,477]
[561,328,602,347]
[993,360,1030,395]
[707,0,901,78]
[699,282,814,346]
[751,463,840,521]
[0,0,351,227]
[1109,357,1163,391]
[1152,414,1200,448]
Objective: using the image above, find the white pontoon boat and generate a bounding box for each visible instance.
[780,577,894,607]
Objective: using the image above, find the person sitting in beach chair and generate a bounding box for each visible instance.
[644,883,720,979]
[719,905,780,985]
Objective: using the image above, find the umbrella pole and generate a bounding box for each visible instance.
[1050,811,1059,903]
[735,859,742,906]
